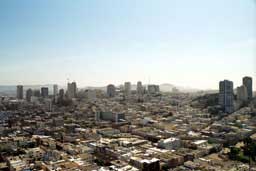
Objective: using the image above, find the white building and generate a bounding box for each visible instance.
[158,137,181,150]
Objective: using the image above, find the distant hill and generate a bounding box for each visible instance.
[159,83,175,92]
[159,83,201,92]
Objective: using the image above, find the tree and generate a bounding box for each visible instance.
[228,147,240,160]
[244,138,256,162]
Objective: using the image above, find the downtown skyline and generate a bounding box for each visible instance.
[1,1,256,170]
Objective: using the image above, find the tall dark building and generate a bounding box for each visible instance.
[219,80,234,113]
[41,87,49,98]
[33,90,41,97]
[59,89,65,100]
[243,76,253,100]
[26,89,33,102]
[107,84,116,97]
[16,85,23,99]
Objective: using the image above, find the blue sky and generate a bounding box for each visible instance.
[0,0,255,89]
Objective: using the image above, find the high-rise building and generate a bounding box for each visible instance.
[148,84,160,94]
[33,90,41,97]
[53,84,58,103]
[59,89,65,101]
[124,82,131,96]
[219,80,234,113]
[41,87,49,98]
[107,84,116,97]
[53,84,58,96]
[243,76,253,100]
[45,98,52,112]
[137,81,143,95]
[237,85,248,102]
[67,82,77,99]
[16,85,23,99]
[26,89,33,102]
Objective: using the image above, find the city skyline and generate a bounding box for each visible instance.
[0,0,255,89]
[1,1,256,170]
[0,76,253,93]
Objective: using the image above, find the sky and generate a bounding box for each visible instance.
[0,0,255,90]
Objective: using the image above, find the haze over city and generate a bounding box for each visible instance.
[0,0,255,89]
[1,1,256,171]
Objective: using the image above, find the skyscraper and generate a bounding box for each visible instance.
[16,85,23,99]
[124,82,131,96]
[33,90,41,97]
[148,84,160,94]
[41,87,49,98]
[107,84,116,97]
[26,89,33,102]
[67,82,77,99]
[219,80,234,113]
[243,76,253,100]
[137,81,143,95]
[59,89,65,101]
[53,84,58,96]
[237,85,248,102]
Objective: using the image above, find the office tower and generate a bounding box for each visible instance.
[219,80,234,113]
[155,85,160,92]
[41,87,49,98]
[124,82,131,96]
[148,84,160,94]
[16,85,23,99]
[59,89,65,100]
[137,81,143,95]
[237,85,248,102]
[26,89,33,102]
[243,76,253,100]
[107,84,116,97]
[67,82,77,99]
[45,99,52,112]
[53,84,58,96]
[33,90,41,97]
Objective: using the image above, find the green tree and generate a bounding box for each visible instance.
[228,147,240,160]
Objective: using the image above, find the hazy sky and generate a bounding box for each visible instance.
[0,0,255,89]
